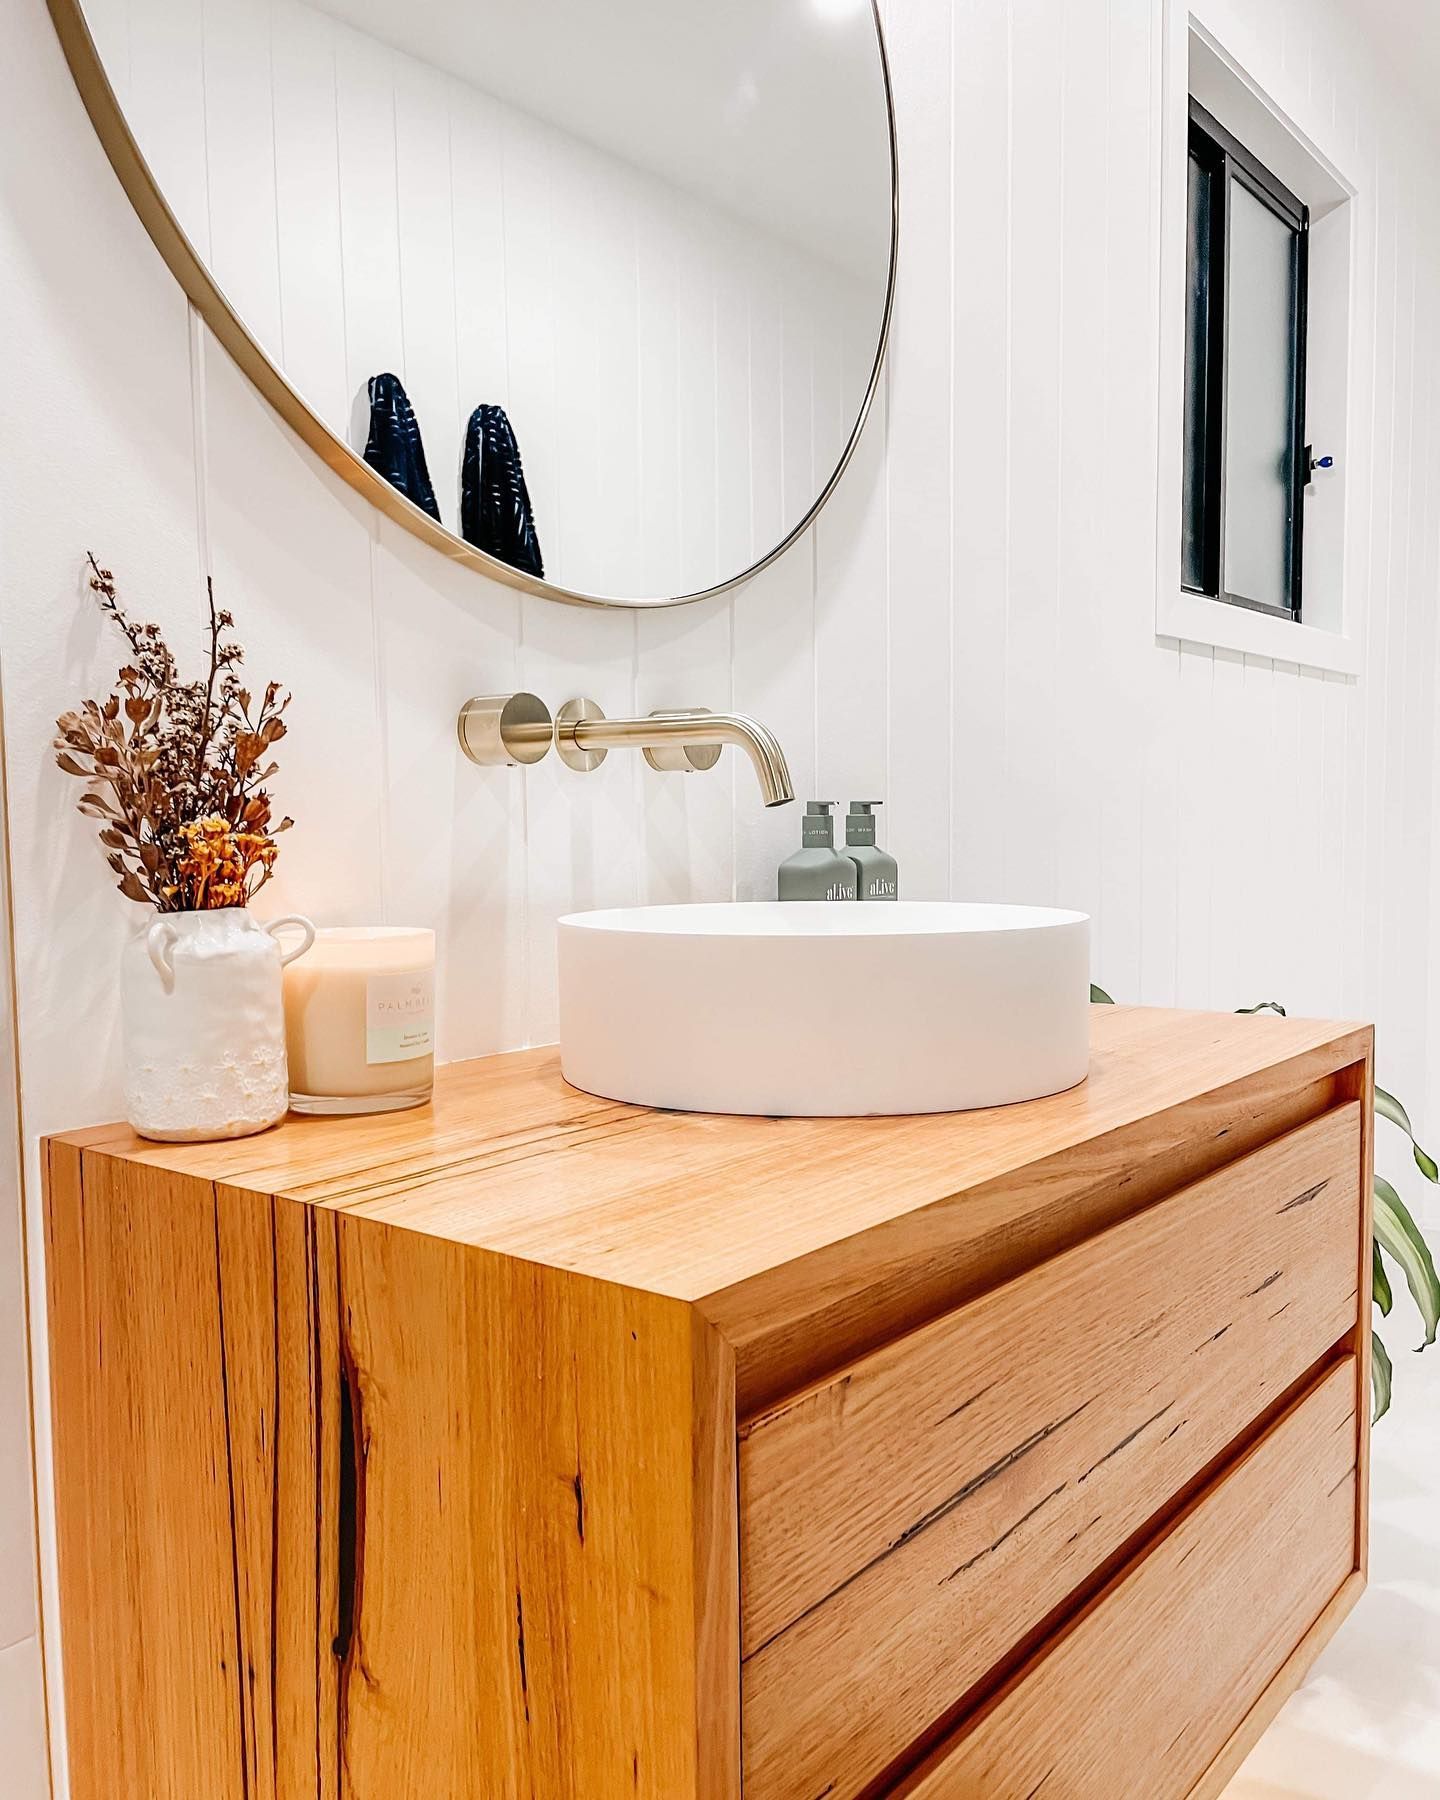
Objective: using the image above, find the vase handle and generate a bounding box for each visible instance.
[266,914,317,967]
[146,920,179,990]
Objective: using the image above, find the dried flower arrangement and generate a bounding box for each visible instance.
[55,554,293,911]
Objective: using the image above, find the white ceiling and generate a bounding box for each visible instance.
[309,0,892,278]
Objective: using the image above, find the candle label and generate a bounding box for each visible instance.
[366,968,435,1064]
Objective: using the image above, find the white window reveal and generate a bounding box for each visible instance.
[1157,12,1356,675]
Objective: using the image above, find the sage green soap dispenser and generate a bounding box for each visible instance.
[778,801,857,902]
[845,800,898,901]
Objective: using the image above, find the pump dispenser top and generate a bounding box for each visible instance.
[802,800,838,845]
[778,801,857,902]
[845,799,898,901]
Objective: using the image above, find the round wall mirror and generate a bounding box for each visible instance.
[51,0,896,609]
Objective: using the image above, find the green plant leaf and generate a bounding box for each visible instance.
[1373,1176,1440,1348]
[1375,1084,1440,1184]
[1373,1241,1393,1316]
[1090,983,1115,1005]
[1372,1330,1393,1423]
[1236,1001,1288,1016]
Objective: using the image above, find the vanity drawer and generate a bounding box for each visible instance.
[891,1359,1360,1798]
[739,1103,1363,1800]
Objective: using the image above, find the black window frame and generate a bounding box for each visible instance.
[1184,99,1310,620]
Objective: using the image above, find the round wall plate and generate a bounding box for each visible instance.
[642,711,723,773]
[555,698,608,772]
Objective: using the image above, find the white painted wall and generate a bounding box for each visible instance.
[3,0,1440,1791]
[82,0,878,600]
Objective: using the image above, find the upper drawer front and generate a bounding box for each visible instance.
[740,1103,1362,1800]
[893,1359,1359,1799]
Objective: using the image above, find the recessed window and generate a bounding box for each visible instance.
[1183,100,1309,619]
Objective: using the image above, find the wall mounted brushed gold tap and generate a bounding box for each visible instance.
[457,694,795,807]
[554,700,794,807]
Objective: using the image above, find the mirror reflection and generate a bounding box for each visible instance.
[79,0,894,603]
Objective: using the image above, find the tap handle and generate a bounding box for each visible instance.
[457,694,553,766]
[643,710,722,774]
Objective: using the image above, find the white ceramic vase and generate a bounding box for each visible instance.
[120,907,316,1142]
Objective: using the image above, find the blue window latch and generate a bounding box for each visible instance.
[1306,444,1335,481]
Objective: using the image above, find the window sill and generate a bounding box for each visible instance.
[1156,588,1359,676]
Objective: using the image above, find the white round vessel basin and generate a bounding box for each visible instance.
[557,901,1091,1117]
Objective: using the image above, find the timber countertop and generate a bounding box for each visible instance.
[52,1004,1369,1409]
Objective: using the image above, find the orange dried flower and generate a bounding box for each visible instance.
[165,815,282,912]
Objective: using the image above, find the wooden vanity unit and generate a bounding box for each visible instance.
[44,1005,1373,1799]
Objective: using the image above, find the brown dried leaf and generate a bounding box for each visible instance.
[66,560,292,907]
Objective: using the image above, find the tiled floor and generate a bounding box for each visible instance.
[1225,1318,1440,1798]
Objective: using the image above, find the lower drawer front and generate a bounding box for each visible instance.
[740,1105,1361,1800]
[893,1359,1359,1799]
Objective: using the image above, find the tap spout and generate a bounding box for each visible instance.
[560,707,794,807]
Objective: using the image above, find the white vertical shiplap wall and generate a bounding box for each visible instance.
[84,0,872,601]
[4,0,1440,1792]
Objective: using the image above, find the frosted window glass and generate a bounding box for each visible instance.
[1223,181,1298,610]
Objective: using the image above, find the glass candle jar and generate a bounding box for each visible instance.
[283,927,435,1114]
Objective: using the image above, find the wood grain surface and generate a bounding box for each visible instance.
[46,1148,736,1798]
[893,1360,1359,1799]
[55,1006,1370,1411]
[739,1105,1362,1800]
[42,1006,1372,1800]
[45,1143,257,1800]
[329,1221,738,1797]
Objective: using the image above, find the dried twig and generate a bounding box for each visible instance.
[55,555,293,910]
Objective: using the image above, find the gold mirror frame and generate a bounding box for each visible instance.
[48,0,898,611]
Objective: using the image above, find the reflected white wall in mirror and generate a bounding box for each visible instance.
[73,0,895,605]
